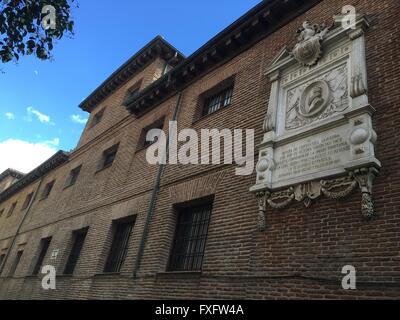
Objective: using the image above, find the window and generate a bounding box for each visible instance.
[64,228,88,275]
[90,108,105,128]
[168,202,213,272]
[104,217,135,273]
[64,166,82,188]
[21,192,34,210]
[0,253,5,268]
[202,85,234,116]
[0,209,4,217]
[7,202,17,217]
[138,117,165,150]
[98,144,119,170]
[32,237,52,275]
[9,250,23,276]
[41,180,55,199]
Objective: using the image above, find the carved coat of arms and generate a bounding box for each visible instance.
[291,21,331,66]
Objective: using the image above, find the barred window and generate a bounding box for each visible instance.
[21,192,34,210]
[41,180,55,199]
[7,202,17,217]
[64,166,82,188]
[64,228,88,275]
[104,217,135,273]
[32,237,52,275]
[9,250,23,276]
[168,202,213,272]
[99,144,119,170]
[202,86,234,116]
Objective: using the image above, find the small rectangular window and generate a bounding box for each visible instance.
[64,228,88,275]
[202,85,234,116]
[104,217,135,273]
[0,253,5,268]
[138,117,165,150]
[99,144,119,170]
[21,192,34,210]
[32,237,52,275]
[0,209,4,217]
[168,202,213,272]
[7,202,17,217]
[64,166,82,188]
[90,108,105,128]
[41,180,55,199]
[9,250,23,276]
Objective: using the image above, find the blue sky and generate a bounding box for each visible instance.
[0,0,261,173]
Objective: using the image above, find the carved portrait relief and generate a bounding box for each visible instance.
[285,63,349,130]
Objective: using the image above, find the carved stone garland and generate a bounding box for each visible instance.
[256,169,378,231]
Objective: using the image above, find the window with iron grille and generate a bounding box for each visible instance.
[21,192,34,210]
[41,180,55,199]
[7,202,17,217]
[64,228,88,275]
[32,237,52,275]
[202,85,234,116]
[64,165,82,188]
[90,108,105,128]
[9,250,23,276]
[99,144,119,170]
[168,202,213,272]
[104,217,135,273]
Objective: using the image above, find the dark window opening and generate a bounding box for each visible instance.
[99,144,119,170]
[64,166,82,188]
[90,108,105,128]
[32,237,52,275]
[104,217,135,273]
[64,228,88,275]
[21,192,34,210]
[0,209,4,217]
[168,202,213,272]
[124,80,142,105]
[9,250,23,276]
[7,202,17,217]
[138,117,165,150]
[0,254,5,269]
[41,180,55,199]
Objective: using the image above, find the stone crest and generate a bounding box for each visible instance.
[291,21,331,66]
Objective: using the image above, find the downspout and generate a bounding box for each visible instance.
[0,176,45,275]
[133,91,183,278]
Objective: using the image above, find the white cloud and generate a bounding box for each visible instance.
[44,137,60,146]
[0,139,58,173]
[26,107,52,124]
[5,112,15,120]
[71,114,88,125]
[34,70,38,76]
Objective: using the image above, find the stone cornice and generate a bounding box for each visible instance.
[125,0,323,116]
[0,151,69,203]
[79,36,185,113]
[0,169,25,182]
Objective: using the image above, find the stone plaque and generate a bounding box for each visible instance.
[251,15,381,229]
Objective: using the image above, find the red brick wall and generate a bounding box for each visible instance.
[0,0,399,299]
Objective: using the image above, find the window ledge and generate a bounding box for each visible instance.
[93,272,121,277]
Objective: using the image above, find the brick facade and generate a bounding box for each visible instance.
[0,0,399,299]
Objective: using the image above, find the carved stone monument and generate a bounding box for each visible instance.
[250,15,380,231]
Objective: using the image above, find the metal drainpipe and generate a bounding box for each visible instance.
[0,176,45,275]
[133,91,183,278]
